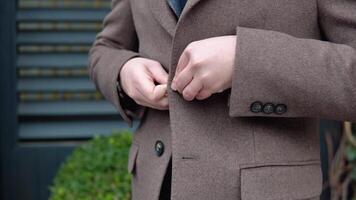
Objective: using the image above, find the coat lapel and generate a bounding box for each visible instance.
[179,0,204,23]
[148,0,205,37]
[148,0,177,37]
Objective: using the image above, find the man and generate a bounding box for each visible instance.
[88,0,356,199]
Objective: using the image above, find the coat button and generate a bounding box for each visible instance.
[155,140,164,157]
[263,103,275,114]
[250,101,263,113]
[275,104,287,114]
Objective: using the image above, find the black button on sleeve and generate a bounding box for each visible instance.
[155,140,164,157]
[275,104,287,114]
[250,101,263,113]
[262,103,275,114]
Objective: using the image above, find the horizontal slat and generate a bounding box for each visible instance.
[18,0,110,10]
[17,10,107,21]
[19,120,138,140]
[18,78,94,91]
[18,101,117,116]
[17,32,96,44]
[18,67,88,77]
[18,22,102,32]
[15,0,123,140]
[18,91,103,102]
[18,44,91,53]
[17,54,88,67]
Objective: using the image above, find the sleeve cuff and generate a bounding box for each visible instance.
[228,26,296,118]
[89,47,144,127]
[116,79,147,121]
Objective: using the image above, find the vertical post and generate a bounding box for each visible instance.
[0,0,18,199]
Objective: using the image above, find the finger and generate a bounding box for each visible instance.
[151,84,168,109]
[137,83,168,108]
[136,72,157,101]
[154,97,169,110]
[172,66,194,93]
[175,50,190,77]
[153,84,168,100]
[136,99,168,110]
[129,71,167,109]
[144,86,169,109]
[147,61,168,84]
[196,89,212,100]
[182,77,203,101]
[134,93,167,110]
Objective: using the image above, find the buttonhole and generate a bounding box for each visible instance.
[181,156,198,160]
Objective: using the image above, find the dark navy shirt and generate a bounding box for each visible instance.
[167,0,188,18]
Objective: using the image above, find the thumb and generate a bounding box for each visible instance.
[147,61,168,84]
[153,84,168,100]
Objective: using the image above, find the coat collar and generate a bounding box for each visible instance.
[148,0,204,37]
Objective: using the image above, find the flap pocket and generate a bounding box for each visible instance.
[240,161,322,200]
[127,142,139,174]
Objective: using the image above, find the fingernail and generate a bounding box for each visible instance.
[171,82,177,91]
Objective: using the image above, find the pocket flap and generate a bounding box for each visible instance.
[240,161,322,200]
[127,142,139,174]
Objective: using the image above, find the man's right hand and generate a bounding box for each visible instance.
[119,57,169,110]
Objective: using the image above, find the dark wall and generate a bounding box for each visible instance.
[1,0,135,199]
[1,0,18,198]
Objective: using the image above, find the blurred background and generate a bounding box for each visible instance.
[0,0,349,200]
[1,0,138,199]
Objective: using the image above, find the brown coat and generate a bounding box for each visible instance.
[88,0,356,199]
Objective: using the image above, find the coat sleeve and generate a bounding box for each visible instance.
[88,0,146,128]
[228,0,356,122]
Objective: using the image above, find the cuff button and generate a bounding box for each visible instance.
[275,104,287,115]
[262,103,275,114]
[250,101,263,113]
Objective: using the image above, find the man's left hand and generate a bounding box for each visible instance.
[171,36,236,101]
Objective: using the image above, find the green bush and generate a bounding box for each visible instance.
[50,130,133,200]
[328,123,356,199]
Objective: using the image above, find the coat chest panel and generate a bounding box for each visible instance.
[130,0,319,43]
